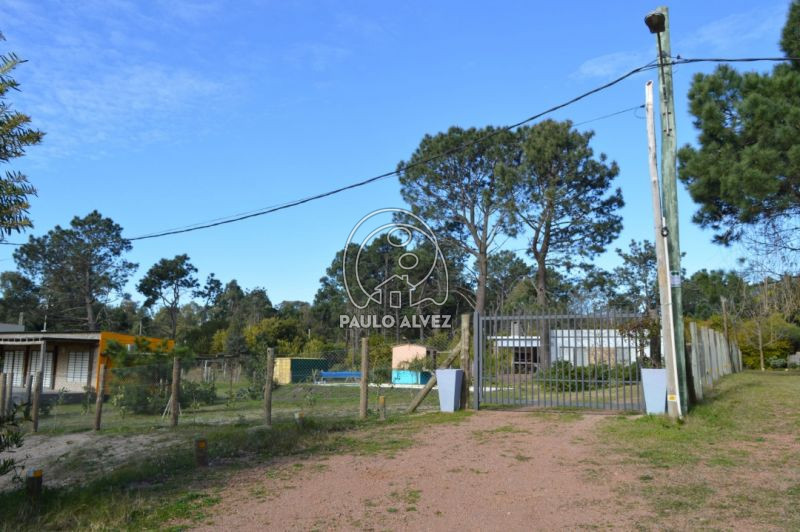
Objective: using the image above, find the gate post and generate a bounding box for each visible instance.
[472,311,480,410]
[459,314,470,409]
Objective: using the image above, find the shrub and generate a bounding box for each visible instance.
[768,356,787,369]
[109,363,172,415]
[180,380,218,408]
[540,361,639,392]
[372,367,391,384]
[0,404,25,480]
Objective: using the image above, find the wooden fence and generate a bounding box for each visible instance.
[687,322,743,402]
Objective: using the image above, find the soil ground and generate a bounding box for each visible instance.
[198,411,644,531]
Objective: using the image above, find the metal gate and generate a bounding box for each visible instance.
[473,312,647,411]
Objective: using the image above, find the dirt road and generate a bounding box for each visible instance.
[198,411,645,530]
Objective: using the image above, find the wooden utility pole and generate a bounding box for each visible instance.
[264,347,275,426]
[646,80,681,419]
[647,6,688,414]
[359,338,369,420]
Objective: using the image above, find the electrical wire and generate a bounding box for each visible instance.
[1,55,795,246]
[126,61,664,242]
[573,104,645,127]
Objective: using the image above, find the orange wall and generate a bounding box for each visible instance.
[95,332,175,390]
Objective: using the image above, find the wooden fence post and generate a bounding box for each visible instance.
[93,364,107,431]
[26,468,43,502]
[31,371,42,432]
[264,347,275,426]
[194,437,208,467]
[459,313,470,410]
[689,322,703,401]
[25,373,33,406]
[359,338,368,420]
[703,327,717,386]
[170,357,180,427]
[378,395,386,421]
[703,327,715,385]
[0,373,6,418]
[695,323,707,396]
[4,373,11,417]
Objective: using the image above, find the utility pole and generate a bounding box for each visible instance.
[645,80,681,419]
[645,6,688,414]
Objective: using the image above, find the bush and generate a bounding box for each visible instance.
[768,356,787,369]
[110,380,168,415]
[180,380,218,408]
[372,367,391,384]
[109,363,172,415]
[540,361,639,392]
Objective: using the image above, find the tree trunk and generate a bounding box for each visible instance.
[475,251,488,314]
[535,256,550,368]
[170,307,178,340]
[535,257,547,308]
[85,295,96,331]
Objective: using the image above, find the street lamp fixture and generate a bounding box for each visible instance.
[644,11,665,34]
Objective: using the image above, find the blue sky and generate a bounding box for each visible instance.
[0,0,790,305]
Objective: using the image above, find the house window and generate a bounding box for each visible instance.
[67,350,91,383]
[29,351,54,389]
[2,350,25,386]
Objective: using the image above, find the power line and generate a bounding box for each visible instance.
[127,61,664,242]
[1,55,795,246]
[574,104,645,127]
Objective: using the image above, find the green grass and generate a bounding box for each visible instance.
[0,410,470,531]
[31,382,441,435]
[600,371,800,528]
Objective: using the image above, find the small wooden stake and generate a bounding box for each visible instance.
[378,395,386,421]
[194,438,208,467]
[93,364,107,431]
[26,468,43,501]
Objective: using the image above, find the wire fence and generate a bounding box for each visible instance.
[20,338,459,434]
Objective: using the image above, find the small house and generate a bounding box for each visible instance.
[489,328,650,373]
[0,331,173,394]
[391,343,436,385]
[273,357,329,384]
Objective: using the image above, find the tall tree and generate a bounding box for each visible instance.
[0,33,44,237]
[398,126,517,313]
[485,250,530,314]
[0,271,40,329]
[14,211,136,330]
[678,2,800,253]
[504,120,623,306]
[137,254,199,339]
[608,240,658,314]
